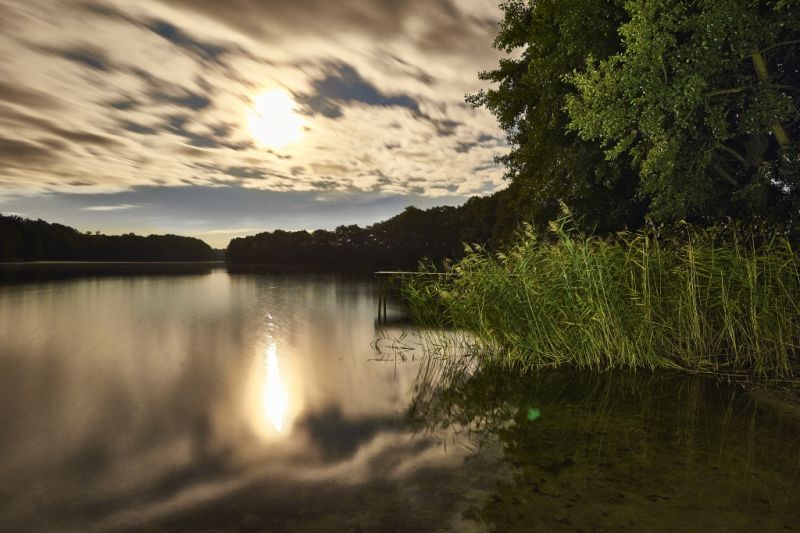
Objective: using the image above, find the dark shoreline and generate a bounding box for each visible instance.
[0,261,225,266]
[0,261,225,283]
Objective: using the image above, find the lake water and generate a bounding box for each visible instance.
[0,268,798,532]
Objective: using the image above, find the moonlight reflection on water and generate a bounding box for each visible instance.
[263,342,289,433]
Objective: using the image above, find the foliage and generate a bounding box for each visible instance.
[0,214,215,262]
[226,185,535,271]
[468,0,646,232]
[402,214,800,378]
[566,0,800,223]
[474,0,800,230]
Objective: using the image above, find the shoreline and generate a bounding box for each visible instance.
[0,261,225,266]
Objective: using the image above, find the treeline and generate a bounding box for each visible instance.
[226,184,540,271]
[0,214,215,262]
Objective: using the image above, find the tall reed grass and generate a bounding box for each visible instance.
[401,216,800,378]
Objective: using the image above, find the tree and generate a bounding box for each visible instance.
[469,0,646,232]
[566,0,800,225]
[0,214,215,261]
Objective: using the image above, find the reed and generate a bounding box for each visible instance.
[401,216,800,378]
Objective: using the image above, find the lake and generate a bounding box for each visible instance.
[0,268,798,532]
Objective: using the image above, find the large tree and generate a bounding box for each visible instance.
[566,0,800,225]
[469,0,646,232]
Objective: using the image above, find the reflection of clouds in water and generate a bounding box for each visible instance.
[263,342,288,433]
[0,273,491,531]
[94,428,475,532]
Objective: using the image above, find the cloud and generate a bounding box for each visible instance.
[0,136,58,166]
[299,63,422,119]
[0,79,62,109]
[154,0,499,60]
[198,227,262,235]
[60,47,113,71]
[0,102,124,152]
[80,204,140,211]
[145,19,231,64]
[0,0,508,231]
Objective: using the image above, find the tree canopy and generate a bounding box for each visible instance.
[567,0,800,224]
[226,186,529,271]
[473,0,800,230]
[0,214,215,262]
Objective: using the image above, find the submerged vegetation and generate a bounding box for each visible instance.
[403,216,800,379]
[406,356,800,531]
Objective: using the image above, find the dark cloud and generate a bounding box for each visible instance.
[57,130,122,148]
[472,161,497,173]
[60,47,112,71]
[145,19,231,64]
[299,63,421,119]
[128,67,212,110]
[308,179,342,191]
[210,123,234,138]
[165,115,217,148]
[309,162,350,175]
[152,89,211,110]
[163,114,252,151]
[0,103,123,150]
[80,1,127,19]
[0,80,61,109]
[121,121,158,135]
[432,118,462,137]
[455,141,477,153]
[109,98,138,110]
[0,137,57,166]
[39,138,71,151]
[223,166,266,180]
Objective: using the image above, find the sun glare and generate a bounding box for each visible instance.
[247,90,305,149]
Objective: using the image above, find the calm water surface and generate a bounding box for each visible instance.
[0,268,798,532]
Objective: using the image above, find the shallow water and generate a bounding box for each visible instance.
[0,269,798,532]
[410,363,800,531]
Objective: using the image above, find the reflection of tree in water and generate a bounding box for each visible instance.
[407,356,800,531]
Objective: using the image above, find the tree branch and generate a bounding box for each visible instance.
[707,87,749,97]
[759,40,800,55]
[713,164,738,187]
[716,143,751,169]
[750,50,792,149]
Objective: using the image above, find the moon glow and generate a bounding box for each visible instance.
[247,90,305,149]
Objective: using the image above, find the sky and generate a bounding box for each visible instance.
[0,0,508,247]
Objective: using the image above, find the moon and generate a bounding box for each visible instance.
[247,90,305,149]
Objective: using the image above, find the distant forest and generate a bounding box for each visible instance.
[0,183,541,270]
[0,214,215,262]
[226,184,544,271]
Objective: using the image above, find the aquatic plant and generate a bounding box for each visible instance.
[401,215,800,378]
